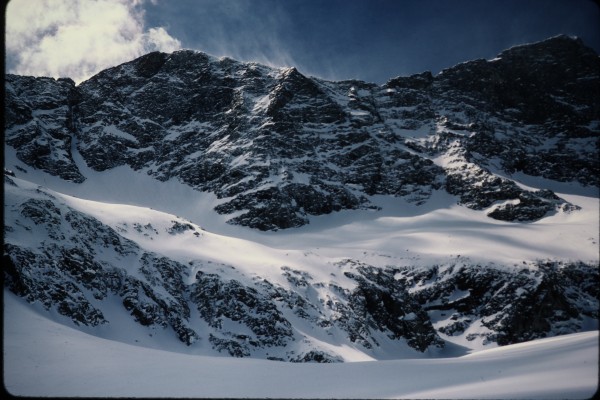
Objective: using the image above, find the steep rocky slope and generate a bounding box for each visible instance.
[4,35,599,361]
[6,35,598,230]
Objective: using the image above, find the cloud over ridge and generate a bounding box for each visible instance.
[5,0,181,84]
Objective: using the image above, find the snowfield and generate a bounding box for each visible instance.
[4,291,598,398]
[5,146,599,266]
[3,146,599,398]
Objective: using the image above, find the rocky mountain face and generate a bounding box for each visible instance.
[4,174,598,361]
[6,35,598,230]
[4,35,599,361]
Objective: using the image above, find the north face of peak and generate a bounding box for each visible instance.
[5,36,599,230]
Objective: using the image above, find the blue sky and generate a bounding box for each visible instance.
[143,0,600,83]
[5,0,600,84]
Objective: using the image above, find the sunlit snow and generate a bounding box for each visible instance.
[3,141,599,398]
[4,291,597,398]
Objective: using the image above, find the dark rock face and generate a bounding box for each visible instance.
[5,76,84,183]
[191,273,294,351]
[3,188,200,344]
[5,35,598,230]
[341,262,443,352]
[431,36,600,189]
[290,350,343,363]
[399,260,599,345]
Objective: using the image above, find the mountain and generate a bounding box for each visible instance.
[3,35,599,363]
[6,35,599,230]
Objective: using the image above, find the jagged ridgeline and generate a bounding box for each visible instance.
[4,35,599,361]
[5,35,599,230]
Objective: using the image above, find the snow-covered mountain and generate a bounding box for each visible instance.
[3,33,599,381]
[6,35,598,230]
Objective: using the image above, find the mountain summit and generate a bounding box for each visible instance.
[4,35,599,362]
[6,35,599,230]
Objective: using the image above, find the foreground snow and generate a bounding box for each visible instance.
[4,291,597,399]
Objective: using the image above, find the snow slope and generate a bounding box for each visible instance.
[5,147,599,266]
[4,152,599,357]
[4,291,598,398]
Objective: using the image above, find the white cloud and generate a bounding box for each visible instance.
[143,27,181,53]
[5,0,181,84]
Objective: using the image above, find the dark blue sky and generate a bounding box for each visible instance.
[144,0,600,83]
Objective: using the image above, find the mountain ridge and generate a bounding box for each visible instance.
[6,34,599,230]
[3,35,599,362]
